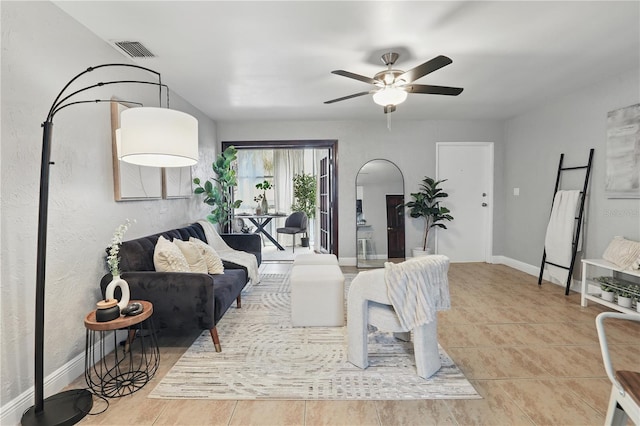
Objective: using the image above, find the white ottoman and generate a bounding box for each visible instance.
[290,264,344,327]
[293,253,339,266]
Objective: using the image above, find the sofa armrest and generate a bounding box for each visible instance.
[221,233,262,265]
[100,271,216,330]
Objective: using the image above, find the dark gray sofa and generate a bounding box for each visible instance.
[100,222,261,351]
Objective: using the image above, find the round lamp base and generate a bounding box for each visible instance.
[21,389,93,426]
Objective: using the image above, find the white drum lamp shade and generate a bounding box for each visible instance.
[119,107,198,167]
[372,87,408,106]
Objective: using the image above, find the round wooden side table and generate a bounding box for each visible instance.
[84,300,160,397]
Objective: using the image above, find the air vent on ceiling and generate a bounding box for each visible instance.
[113,41,156,58]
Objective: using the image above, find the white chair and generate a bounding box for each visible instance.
[347,255,450,379]
[595,312,640,426]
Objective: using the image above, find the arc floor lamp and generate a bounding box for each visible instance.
[21,63,198,426]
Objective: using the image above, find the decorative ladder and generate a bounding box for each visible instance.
[538,148,595,295]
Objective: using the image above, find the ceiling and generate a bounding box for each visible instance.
[53,1,640,123]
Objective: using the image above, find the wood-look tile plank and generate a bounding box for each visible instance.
[445,347,551,380]
[305,400,379,426]
[445,380,534,426]
[229,400,305,426]
[375,400,456,425]
[496,379,604,426]
[152,400,236,425]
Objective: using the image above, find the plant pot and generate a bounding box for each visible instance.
[601,290,615,302]
[617,296,632,308]
[301,237,310,247]
[412,247,433,257]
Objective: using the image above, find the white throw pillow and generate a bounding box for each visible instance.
[602,236,640,270]
[153,236,191,272]
[190,237,225,274]
[174,239,208,273]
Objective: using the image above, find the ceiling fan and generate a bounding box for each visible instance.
[325,52,463,114]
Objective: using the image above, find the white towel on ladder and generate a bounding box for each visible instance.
[544,190,582,285]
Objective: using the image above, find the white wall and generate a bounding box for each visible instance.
[217,119,506,262]
[503,68,640,270]
[0,1,216,415]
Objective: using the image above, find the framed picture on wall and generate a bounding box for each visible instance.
[110,99,163,201]
[162,167,193,199]
[606,103,640,199]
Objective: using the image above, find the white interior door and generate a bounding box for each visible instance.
[436,142,493,262]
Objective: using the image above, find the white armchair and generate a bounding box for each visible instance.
[347,255,450,379]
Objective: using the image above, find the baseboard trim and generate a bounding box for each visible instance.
[492,255,581,292]
[1,331,119,426]
[339,257,357,266]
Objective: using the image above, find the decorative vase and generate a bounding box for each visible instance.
[261,197,268,215]
[95,299,120,322]
[617,295,632,309]
[601,290,615,302]
[255,206,263,215]
[105,274,130,311]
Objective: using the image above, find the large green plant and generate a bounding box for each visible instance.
[193,146,242,230]
[291,173,317,237]
[404,176,453,251]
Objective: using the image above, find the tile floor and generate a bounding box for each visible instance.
[71,262,639,425]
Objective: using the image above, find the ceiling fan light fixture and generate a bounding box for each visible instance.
[372,86,408,106]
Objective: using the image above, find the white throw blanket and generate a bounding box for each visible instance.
[544,190,581,284]
[198,220,261,284]
[384,255,451,331]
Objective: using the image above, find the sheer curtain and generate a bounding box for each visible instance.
[274,150,304,242]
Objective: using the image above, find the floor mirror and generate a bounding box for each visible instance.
[355,159,405,268]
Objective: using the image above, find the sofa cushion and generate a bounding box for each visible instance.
[190,237,224,274]
[154,236,191,272]
[174,239,208,273]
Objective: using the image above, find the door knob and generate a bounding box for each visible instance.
[482,202,488,207]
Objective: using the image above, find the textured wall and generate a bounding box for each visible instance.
[0,1,216,406]
[503,68,640,267]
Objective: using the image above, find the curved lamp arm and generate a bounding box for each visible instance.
[46,63,162,120]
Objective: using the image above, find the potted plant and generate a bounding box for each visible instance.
[193,145,242,232]
[291,173,317,247]
[595,277,616,302]
[616,286,633,308]
[255,180,273,214]
[404,176,453,257]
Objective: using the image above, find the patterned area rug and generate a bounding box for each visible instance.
[149,273,480,400]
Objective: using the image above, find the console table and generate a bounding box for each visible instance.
[581,259,640,314]
[84,300,160,397]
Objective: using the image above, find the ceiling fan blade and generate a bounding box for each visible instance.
[398,55,453,83]
[331,70,379,85]
[405,84,463,96]
[324,91,374,104]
